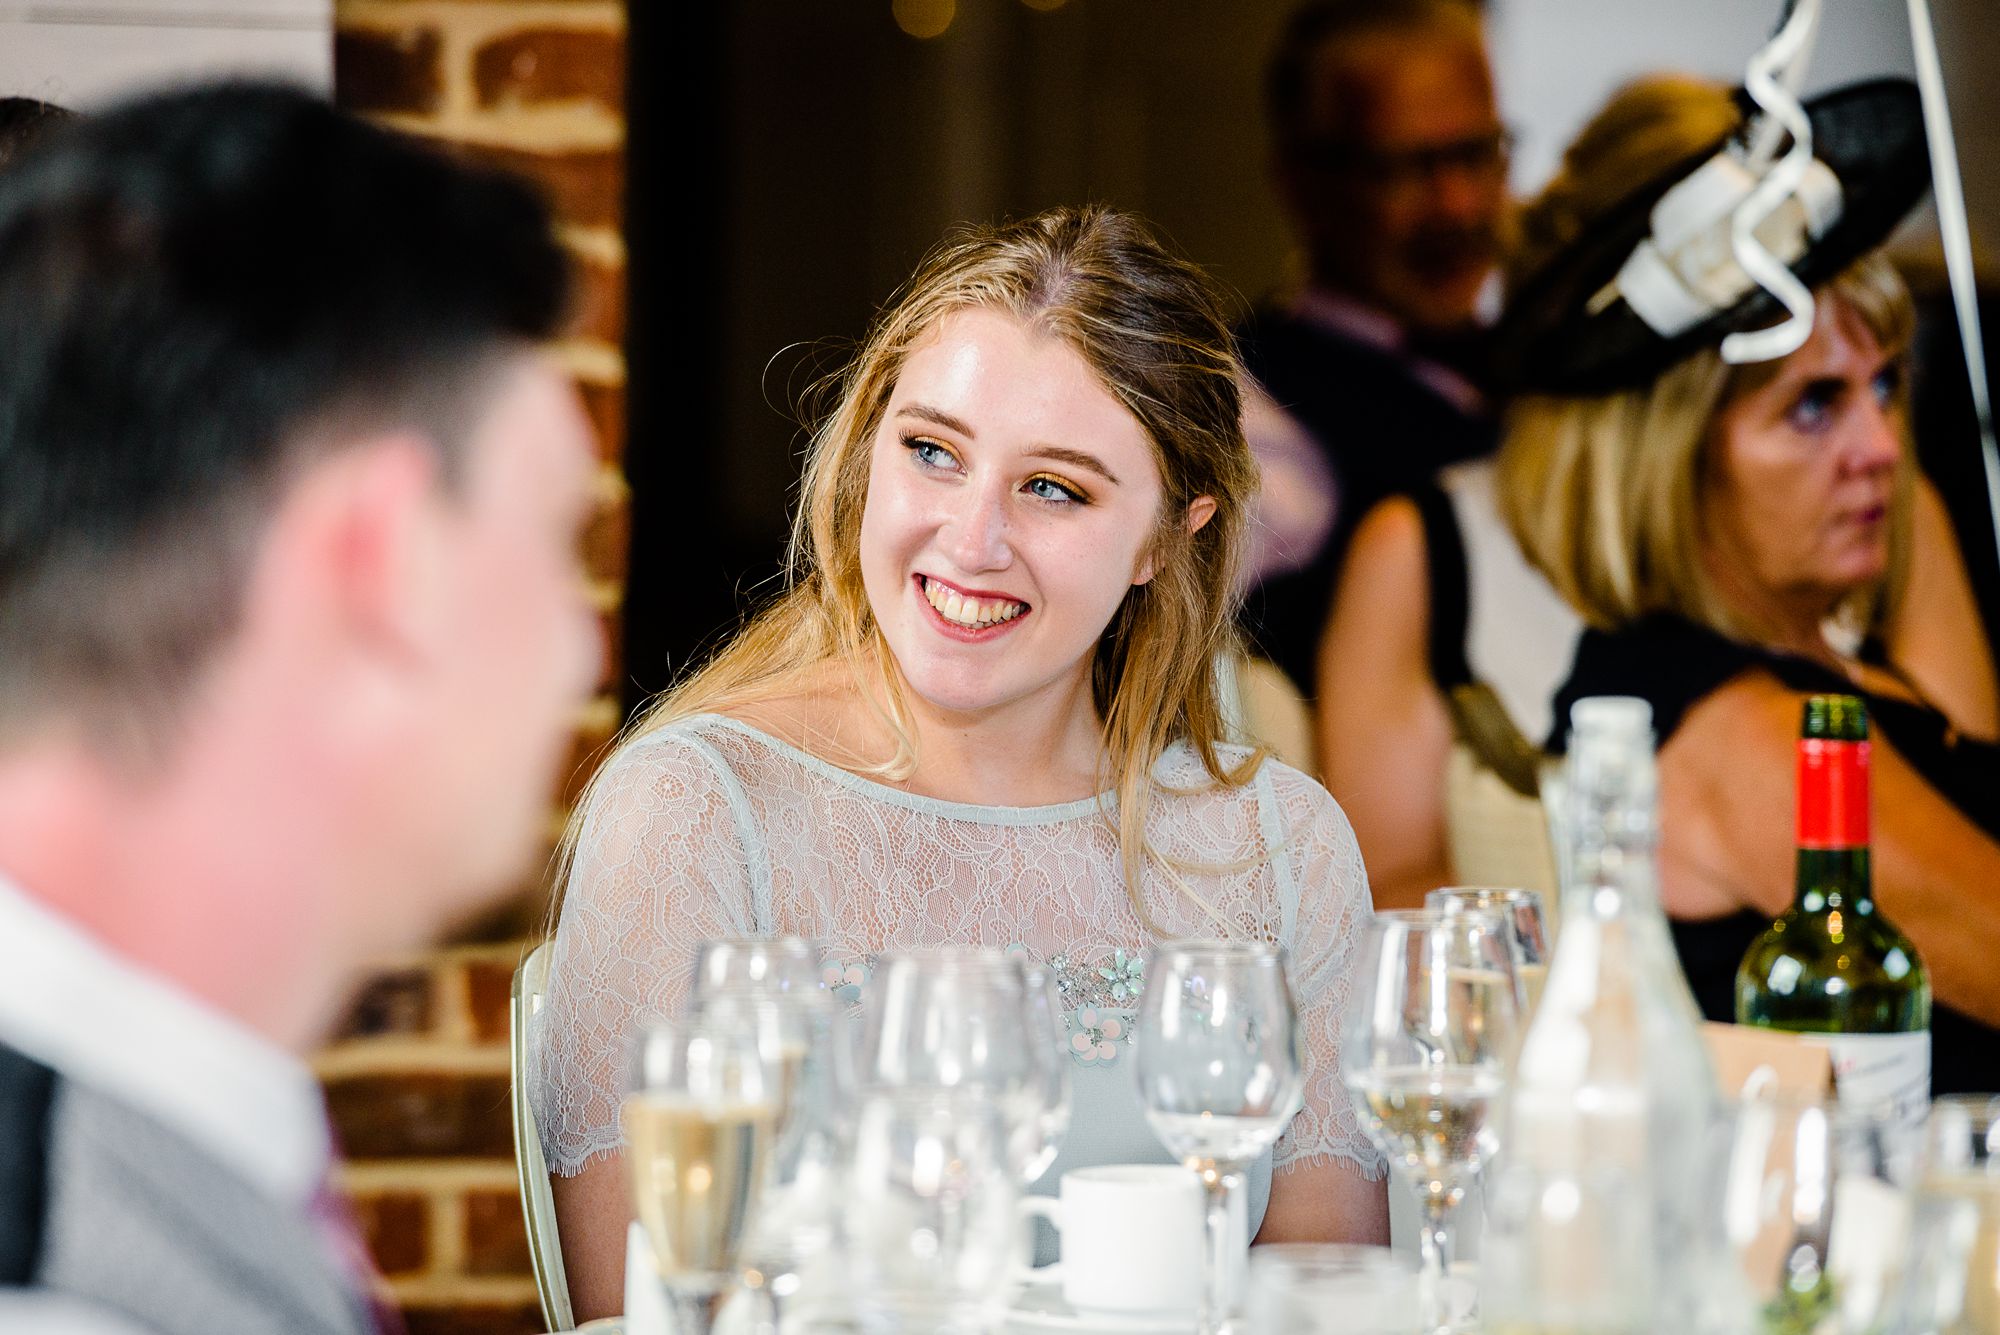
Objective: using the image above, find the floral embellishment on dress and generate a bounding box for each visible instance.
[1066,1006,1127,1065]
[1096,948,1144,1003]
[821,958,870,1005]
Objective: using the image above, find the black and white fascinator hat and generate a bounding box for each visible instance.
[1492,0,1930,395]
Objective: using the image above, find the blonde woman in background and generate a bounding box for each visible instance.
[1317,76,1997,915]
[1488,77,2000,1093]
[532,206,1390,1320]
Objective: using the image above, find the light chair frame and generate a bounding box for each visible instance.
[511,940,574,1332]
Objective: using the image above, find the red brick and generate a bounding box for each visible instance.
[569,252,626,346]
[353,1190,429,1275]
[336,967,435,1040]
[464,958,516,1045]
[576,381,625,462]
[335,26,444,116]
[324,1073,514,1159]
[462,1188,535,1276]
[454,143,622,230]
[581,490,630,585]
[473,27,625,112]
[403,1304,546,1335]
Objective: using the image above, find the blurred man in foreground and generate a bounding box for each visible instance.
[0,83,601,1334]
[1240,0,1509,696]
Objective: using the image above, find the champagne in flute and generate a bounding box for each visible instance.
[626,1017,777,1335]
[624,1094,781,1278]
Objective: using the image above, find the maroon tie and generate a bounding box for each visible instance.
[310,1119,409,1335]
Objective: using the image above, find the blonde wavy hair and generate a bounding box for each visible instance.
[572,205,1262,931]
[1498,76,1917,644]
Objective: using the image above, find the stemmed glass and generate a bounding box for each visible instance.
[686,981,852,1331]
[1341,910,1519,1333]
[862,949,1070,1184]
[1135,940,1305,1335]
[1426,887,1551,1015]
[624,1014,780,1335]
[1718,1090,1922,1334]
[844,1089,1020,1333]
[1892,1094,2000,1333]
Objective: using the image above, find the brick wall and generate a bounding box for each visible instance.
[323,4,627,1332]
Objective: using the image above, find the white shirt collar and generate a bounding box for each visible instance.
[0,870,329,1205]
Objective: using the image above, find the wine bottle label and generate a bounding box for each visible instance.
[1802,1030,1929,1127]
[1797,739,1870,848]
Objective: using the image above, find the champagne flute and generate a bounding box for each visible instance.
[1135,940,1304,1335]
[1341,910,1518,1334]
[687,985,853,1329]
[624,1015,780,1335]
[863,949,1068,1184]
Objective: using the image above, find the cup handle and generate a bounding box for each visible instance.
[1012,1195,1063,1287]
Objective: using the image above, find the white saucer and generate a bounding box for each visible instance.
[1003,1286,1195,1333]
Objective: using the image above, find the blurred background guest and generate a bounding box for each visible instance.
[1484,77,2000,1092]
[1239,0,1510,698]
[0,83,600,1333]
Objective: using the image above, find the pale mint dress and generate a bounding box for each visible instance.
[531,714,1384,1238]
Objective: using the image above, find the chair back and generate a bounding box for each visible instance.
[511,940,573,1332]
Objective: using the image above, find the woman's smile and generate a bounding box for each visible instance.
[914,572,1032,638]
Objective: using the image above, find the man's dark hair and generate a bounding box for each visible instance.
[0,82,570,740]
[1266,0,1485,154]
[0,97,73,172]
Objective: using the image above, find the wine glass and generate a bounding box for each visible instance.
[1892,1094,2000,1333]
[844,1088,1019,1333]
[686,985,853,1329]
[1134,939,1304,1335]
[862,949,1069,1184]
[624,1015,779,1335]
[1426,886,1550,1016]
[1718,1089,1922,1334]
[691,936,828,1002]
[1340,910,1518,1334]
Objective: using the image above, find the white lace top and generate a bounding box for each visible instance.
[531,713,1384,1208]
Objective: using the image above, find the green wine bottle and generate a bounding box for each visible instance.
[1735,694,1931,1118]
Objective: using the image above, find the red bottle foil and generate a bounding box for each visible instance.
[1797,739,1871,849]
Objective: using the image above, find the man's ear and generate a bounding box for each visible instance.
[1134,495,1219,586]
[298,432,448,669]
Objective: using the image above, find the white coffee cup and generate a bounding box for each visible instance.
[1014,1164,1247,1316]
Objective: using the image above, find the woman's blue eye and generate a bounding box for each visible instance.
[1025,474,1085,504]
[1786,381,1841,434]
[903,435,956,469]
[1872,364,1902,406]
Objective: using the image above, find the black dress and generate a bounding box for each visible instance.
[1549,613,2000,1096]
[1234,306,1496,698]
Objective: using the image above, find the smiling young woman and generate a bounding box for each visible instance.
[529,206,1390,1320]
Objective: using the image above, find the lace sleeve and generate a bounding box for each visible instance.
[1266,769,1385,1180]
[531,728,758,1176]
